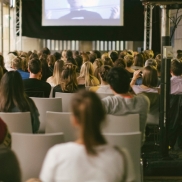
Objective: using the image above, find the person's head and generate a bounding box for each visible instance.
[113,58,126,68]
[103,57,113,67]
[66,57,77,66]
[101,52,109,60]
[0,71,28,112]
[142,66,158,87]
[99,65,112,83]
[41,47,51,55]
[66,50,73,59]
[80,61,94,77]
[28,59,41,74]
[71,90,106,155]
[144,50,154,59]
[107,67,130,94]
[171,59,182,76]
[75,55,83,72]
[124,55,134,67]
[21,57,28,71]
[11,57,22,70]
[110,51,118,62]
[89,53,97,64]
[177,50,182,60]
[0,55,5,68]
[53,52,61,61]
[47,55,56,67]
[119,50,127,59]
[133,53,144,67]
[60,63,78,92]
[81,53,89,63]
[67,0,83,8]
[29,53,39,60]
[93,50,101,59]
[145,59,157,68]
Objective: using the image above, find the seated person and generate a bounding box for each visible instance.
[53,63,78,97]
[77,61,100,89]
[90,65,113,94]
[11,56,30,80]
[130,66,159,94]
[23,59,51,98]
[102,67,150,144]
[170,59,182,94]
[40,90,135,182]
[0,118,21,182]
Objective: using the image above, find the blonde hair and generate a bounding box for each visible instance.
[52,60,64,85]
[79,61,95,86]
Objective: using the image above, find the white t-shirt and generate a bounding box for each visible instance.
[171,76,182,94]
[40,142,135,182]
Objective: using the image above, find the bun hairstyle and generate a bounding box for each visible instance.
[60,63,77,92]
[99,65,112,82]
[71,90,106,155]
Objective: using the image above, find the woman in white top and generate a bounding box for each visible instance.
[130,66,159,94]
[77,60,100,88]
[90,65,113,94]
[40,90,135,182]
[46,60,64,87]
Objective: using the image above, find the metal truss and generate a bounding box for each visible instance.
[14,0,22,50]
[143,4,153,50]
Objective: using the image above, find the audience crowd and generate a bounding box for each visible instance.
[0,47,182,181]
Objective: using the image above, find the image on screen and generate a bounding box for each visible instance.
[42,0,124,26]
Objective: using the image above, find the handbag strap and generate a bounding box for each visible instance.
[114,146,127,182]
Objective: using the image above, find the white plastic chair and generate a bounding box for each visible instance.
[55,92,74,112]
[104,132,142,182]
[30,97,62,133]
[45,111,77,142]
[11,132,64,182]
[0,112,32,133]
[102,114,140,133]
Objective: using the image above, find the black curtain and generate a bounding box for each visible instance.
[22,0,145,41]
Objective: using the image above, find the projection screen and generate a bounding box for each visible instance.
[42,0,124,26]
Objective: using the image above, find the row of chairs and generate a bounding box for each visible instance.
[1,111,142,182]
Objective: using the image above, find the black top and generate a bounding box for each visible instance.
[23,78,51,98]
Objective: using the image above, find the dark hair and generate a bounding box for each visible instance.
[89,53,97,64]
[107,67,130,93]
[142,66,158,87]
[171,59,182,76]
[75,55,83,72]
[103,57,113,67]
[71,90,106,155]
[29,53,39,60]
[110,51,118,62]
[42,47,50,55]
[66,50,73,59]
[113,58,126,68]
[0,55,5,69]
[0,71,31,111]
[133,53,144,67]
[53,52,61,61]
[28,59,41,74]
[66,57,77,66]
[99,65,112,82]
[93,50,101,59]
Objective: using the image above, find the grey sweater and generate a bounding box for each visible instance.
[102,94,150,144]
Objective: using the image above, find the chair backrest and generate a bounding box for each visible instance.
[102,114,140,133]
[104,132,141,182]
[11,132,64,182]
[97,93,113,99]
[55,92,74,112]
[30,97,62,132]
[45,111,77,142]
[0,112,32,133]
